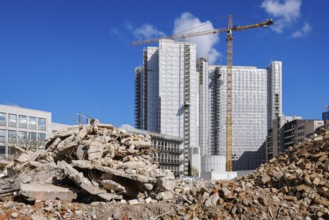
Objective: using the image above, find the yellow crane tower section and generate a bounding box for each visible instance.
[132,15,273,172]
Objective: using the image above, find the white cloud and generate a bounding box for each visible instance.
[302,22,311,33]
[291,22,311,38]
[131,13,220,64]
[133,24,165,40]
[110,28,119,36]
[124,20,133,31]
[173,12,220,64]
[261,0,302,33]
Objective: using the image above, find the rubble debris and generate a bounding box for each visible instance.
[58,160,122,202]
[19,181,77,201]
[1,123,329,219]
[0,122,168,204]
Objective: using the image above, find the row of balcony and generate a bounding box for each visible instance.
[158,159,184,165]
[156,147,184,154]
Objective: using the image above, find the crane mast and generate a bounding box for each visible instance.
[132,15,273,172]
[226,15,233,171]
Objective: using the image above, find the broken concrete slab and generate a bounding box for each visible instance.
[100,179,126,193]
[19,182,77,201]
[55,135,77,155]
[88,141,105,160]
[15,152,30,163]
[157,170,176,191]
[58,161,122,201]
[0,160,10,169]
[71,160,157,183]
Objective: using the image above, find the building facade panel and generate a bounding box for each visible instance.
[146,48,159,132]
[267,61,282,127]
[0,105,51,159]
[135,40,200,175]
[203,64,278,171]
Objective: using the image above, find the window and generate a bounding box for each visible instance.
[29,117,37,130]
[38,133,46,141]
[0,130,5,142]
[8,130,17,143]
[9,114,17,127]
[192,148,199,154]
[38,118,46,131]
[8,146,16,155]
[0,145,5,154]
[19,131,27,140]
[29,132,37,141]
[0,113,6,126]
[19,115,27,128]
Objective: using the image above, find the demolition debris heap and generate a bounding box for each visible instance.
[0,122,175,203]
[1,123,329,219]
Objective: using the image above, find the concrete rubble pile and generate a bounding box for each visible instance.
[0,122,175,204]
[162,128,329,220]
[246,128,329,219]
[1,125,329,219]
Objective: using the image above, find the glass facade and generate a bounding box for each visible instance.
[0,112,6,126]
[0,106,52,158]
[8,114,17,127]
[38,133,46,141]
[0,145,5,154]
[0,129,5,142]
[8,130,17,143]
[19,115,27,128]
[29,117,37,130]
[28,132,37,141]
[38,118,46,131]
[202,62,282,172]
[19,131,27,140]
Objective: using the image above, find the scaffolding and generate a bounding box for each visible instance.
[215,68,222,155]
[134,67,142,129]
[142,51,148,130]
[183,44,190,174]
[210,67,222,155]
[274,93,280,118]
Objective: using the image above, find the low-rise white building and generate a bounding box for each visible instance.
[0,104,69,159]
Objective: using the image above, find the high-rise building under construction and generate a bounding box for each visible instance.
[135,39,282,176]
[135,39,199,175]
[198,60,282,173]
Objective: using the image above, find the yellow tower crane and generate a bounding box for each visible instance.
[132,15,273,172]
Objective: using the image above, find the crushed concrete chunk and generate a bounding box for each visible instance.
[88,141,105,160]
[204,193,219,207]
[58,161,122,201]
[261,174,271,184]
[20,181,77,201]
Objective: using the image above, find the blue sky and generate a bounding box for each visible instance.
[0,0,327,126]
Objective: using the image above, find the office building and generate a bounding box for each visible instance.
[135,40,282,177]
[0,104,68,160]
[266,115,301,161]
[283,119,324,150]
[135,39,199,175]
[266,117,324,161]
[200,61,282,173]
